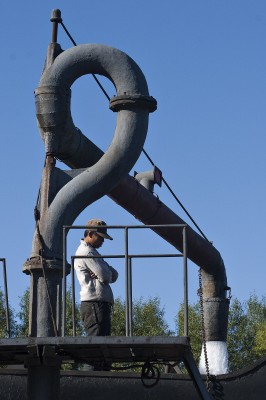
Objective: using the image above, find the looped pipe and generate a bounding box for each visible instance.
[33,44,157,259]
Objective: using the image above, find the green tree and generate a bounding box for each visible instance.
[176,302,202,363]
[0,288,17,338]
[64,288,84,337]
[17,287,84,337]
[227,294,266,371]
[16,288,30,337]
[111,296,172,372]
[176,294,266,372]
[112,296,172,336]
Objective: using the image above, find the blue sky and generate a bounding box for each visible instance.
[1,1,266,331]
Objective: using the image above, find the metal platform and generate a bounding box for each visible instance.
[0,336,212,400]
[0,336,189,365]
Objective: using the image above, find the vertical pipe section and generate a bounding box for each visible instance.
[28,364,60,400]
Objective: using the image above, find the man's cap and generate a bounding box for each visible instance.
[86,219,113,240]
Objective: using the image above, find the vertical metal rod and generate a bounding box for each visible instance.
[62,227,67,337]
[50,9,62,43]
[71,258,76,337]
[128,257,133,336]
[183,226,188,336]
[124,227,130,336]
[1,259,10,337]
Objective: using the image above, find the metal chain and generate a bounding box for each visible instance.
[198,267,211,391]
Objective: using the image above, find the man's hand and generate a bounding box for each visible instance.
[89,271,97,279]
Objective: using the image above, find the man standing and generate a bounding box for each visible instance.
[74,219,118,337]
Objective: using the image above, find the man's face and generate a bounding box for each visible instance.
[90,232,104,248]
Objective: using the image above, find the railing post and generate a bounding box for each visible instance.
[183,226,188,336]
[62,226,67,337]
[71,257,76,336]
[1,259,10,337]
[128,257,133,336]
[124,227,130,336]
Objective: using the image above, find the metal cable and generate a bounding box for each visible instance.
[142,149,209,241]
[58,20,209,242]
[60,21,110,101]
[141,362,160,388]
[33,156,59,337]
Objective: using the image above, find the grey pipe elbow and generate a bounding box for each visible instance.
[35,44,156,158]
[34,44,157,258]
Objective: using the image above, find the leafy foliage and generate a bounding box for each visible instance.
[16,287,84,337]
[2,286,266,373]
[176,302,202,362]
[16,288,30,337]
[227,294,266,371]
[176,294,266,372]
[0,288,17,338]
[112,296,172,336]
[111,296,172,372]
[64,287,84,337]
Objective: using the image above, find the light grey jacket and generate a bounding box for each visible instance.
[74,240,118,304]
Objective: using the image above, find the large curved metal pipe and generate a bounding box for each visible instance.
[34,43,228,351]
[42,127,229,343]
[33,44,156,258]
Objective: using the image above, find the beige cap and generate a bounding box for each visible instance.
[86,219,113,240]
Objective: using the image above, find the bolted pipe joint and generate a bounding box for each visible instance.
[203,297,230,341]
[109,94,157,113]
[35,43,156,161]
[35,85,71,156]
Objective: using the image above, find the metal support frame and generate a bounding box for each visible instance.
[0,258,10,337]
[25,345,62,400]
[62,224,188,338]
[183,350,213,400]
[0,336,213,400]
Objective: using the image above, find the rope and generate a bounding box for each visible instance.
[71,357,163,388]
[141,362,160,388]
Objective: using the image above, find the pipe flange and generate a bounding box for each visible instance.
[109,94,157,113]
[35,85,71,97]
[23,257,70,274]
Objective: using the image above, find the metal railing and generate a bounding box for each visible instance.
[62,224,188,338]
[0,258,11,337]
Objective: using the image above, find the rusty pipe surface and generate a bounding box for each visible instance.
[53,135,228,341]
[34,44,228,342]
[33,43,156,259]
